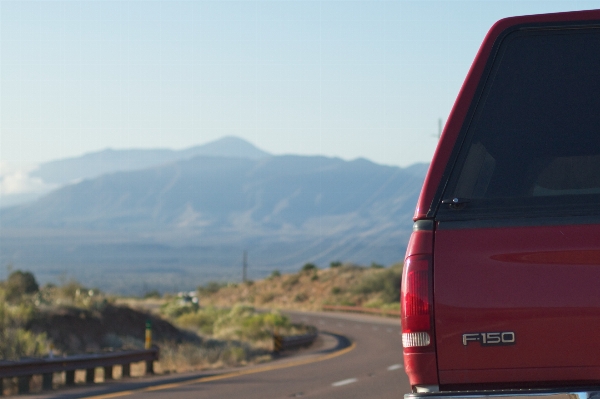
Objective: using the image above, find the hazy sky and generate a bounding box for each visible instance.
[2,0,600,170]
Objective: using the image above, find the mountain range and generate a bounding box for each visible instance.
[0,137,427,294]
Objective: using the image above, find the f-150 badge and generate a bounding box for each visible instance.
[463,332,515,346]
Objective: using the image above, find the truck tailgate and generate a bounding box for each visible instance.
[434,221,600,386]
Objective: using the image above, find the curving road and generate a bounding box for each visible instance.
[32,311,409,399]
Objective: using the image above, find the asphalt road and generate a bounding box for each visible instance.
[32,311,409,399]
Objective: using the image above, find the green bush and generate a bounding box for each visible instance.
[177,307,226,335]
[5,270,39,303]
[352,266,402,303]
[176,305,292,342]
[269,270,281,279]
[0,292,47,360]
[160,300,198,318]
[330,261,342,268]
[301,263,317,273]
[0,328,47,361]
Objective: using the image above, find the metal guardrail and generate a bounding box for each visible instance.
[0,347,159,395]
[322,305,401,317]
[273,331,318,353]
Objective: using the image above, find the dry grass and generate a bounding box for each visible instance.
[201,263,403,311]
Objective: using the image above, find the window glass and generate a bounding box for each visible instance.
[443,27,600,217]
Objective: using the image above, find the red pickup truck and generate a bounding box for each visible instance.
[402,9,600,398]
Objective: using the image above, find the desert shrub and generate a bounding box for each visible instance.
[5,270,39,303]
[176,307,226,335]
[282,274,300,288]
[330,261,342,268]
[144,290,161,299]
[293,293,308,303]
[370,262,384,269]
[59,280,85,300]
[340,263,364,272]
[301,263,317,273]
[331,286,342,295]
[0,293,47,360]
[157,340,260,372]
[176,305,293,343]
[0,328,47,360]
[221,345,248,365]
[260,292,275,303]
[160,300,198,318]
[269,270,281,279]
[241,311,290,340]
[198,282,226,296]
[310,273,319,281]
[352,266,402,303]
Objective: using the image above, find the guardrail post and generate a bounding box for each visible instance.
[145,360,154,375]
[42,373,53,390]
[104,366,113,381]
[122,364,130,378]
[17,375,30,394]
[85,368,95,383]
[0,349,160,392]
[65,370,75,386]
[273,333,283,353]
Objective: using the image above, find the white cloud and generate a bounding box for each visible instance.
[0,162,56,196]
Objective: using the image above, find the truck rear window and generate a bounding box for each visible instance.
[441,26,600,218]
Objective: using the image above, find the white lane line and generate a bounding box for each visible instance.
[387,364,403,371]
[332,378,358,387]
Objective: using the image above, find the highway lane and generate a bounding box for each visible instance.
[33,311,410,399]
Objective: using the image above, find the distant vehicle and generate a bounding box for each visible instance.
[401,9,600,399]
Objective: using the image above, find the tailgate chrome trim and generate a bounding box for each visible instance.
[406,389,600,399]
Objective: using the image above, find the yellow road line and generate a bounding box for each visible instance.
[87,341,356,399]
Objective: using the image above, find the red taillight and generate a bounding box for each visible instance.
[401,255,433,349]
[401,221,438,386]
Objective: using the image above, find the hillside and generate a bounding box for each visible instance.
[0,153,425,293]
[199,263,403,312]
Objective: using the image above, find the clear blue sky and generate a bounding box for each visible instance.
[2,0,600,168]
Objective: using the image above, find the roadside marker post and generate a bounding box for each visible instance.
[273,333,283,353]
[145,320,154,374]
[145,320,152,349]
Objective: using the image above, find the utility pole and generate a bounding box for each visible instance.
[242,250,247,282]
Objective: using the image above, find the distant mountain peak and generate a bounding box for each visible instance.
[182,136,271,160]
[27,136,271,188]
